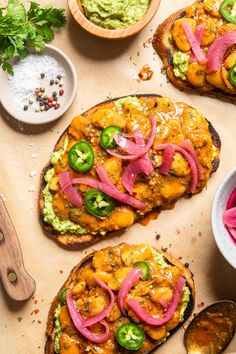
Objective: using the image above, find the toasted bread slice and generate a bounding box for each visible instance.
[38,94,221,249]
[153,1,236,104]
[45,243,195,354]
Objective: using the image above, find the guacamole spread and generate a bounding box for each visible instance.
[81,0,150,29]
[173,51,190,81]
[54,304,62,353]
[43,170,87,235]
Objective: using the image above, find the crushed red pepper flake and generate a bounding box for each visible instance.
[60,269,64,274]
[175,228,180,235]
[34,309,40,315]
[197,302,205,308]
[138,64,153,81]
[34,300,38,304]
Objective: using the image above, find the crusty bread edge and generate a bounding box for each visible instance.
[152,4,236,104]
[38,94,221,249]
[44,243,195,354]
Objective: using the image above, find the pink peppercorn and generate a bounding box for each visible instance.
[59,89,64,96]
[55,103,60,109]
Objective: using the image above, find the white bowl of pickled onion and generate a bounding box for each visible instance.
[212,166,236,269]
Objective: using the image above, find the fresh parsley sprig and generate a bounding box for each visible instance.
[0,0,66,75]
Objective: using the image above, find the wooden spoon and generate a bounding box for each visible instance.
[0,198,36,301]
[184,301,236,354]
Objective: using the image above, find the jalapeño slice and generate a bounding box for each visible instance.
[228,64,236,86]
[100,125,122,149]
[220,0,236,24]
[60,288,69,304]
[84,189,115,217]
[134,261,150,280]
[116,323,145,351]
[69,141,94,172]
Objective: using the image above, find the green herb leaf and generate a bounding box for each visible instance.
[38,24,54,42]
[2,61,14,75]
[0,0,66,75]
[7,0,26,20]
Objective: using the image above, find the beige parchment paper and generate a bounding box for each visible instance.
[0,0,236,353]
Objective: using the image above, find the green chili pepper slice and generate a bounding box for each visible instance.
[134,261,150,280]
[69,141,94,172]
[100,125,122,149]
[60,288,69,304]
[116,323,145,351]
[228,64,236,86]
[84,189,115,217]
[220,0,236,24]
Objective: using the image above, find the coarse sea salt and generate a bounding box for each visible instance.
[8,54,65,108]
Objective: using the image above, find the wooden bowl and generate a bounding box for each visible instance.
[68,0,161,39]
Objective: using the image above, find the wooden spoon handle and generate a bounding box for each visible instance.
[0,198,36,301]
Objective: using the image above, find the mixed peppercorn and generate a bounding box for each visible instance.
[23,73,64,113]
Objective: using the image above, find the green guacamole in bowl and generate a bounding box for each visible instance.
[81,0,150,29]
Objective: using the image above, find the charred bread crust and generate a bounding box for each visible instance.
[45,244,195,354]
[38,94,221,249]
[152,3,236,105]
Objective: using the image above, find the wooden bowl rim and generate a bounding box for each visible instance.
[68,0,161,39]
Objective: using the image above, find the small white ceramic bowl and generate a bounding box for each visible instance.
[0,45,77,125]
[211,166,236,269]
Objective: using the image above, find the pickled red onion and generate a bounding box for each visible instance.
[227,186,236,209]
[64,177,146,210]
[159,145,175,175]
[108,115,156,160]
[206,32,236,73]
[66,290,111,343]
[122,130,154,194]
[223,208,236,228]
[122,154,154,194]
[118,268,142,316]
[223,186,236,243]
[158,298,168,309]
[82,277,115,328]
[96,166,114,187]
[182,21,207,65]
[155,144,198,193]
[180,140,205,181]
[126,276,186,325]
[190,23,206,62]
[58,171,83,208]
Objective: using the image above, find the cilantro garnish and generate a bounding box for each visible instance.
[0,0,66,75]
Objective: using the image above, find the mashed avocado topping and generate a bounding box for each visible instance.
[179,285,191,321]
[173,51,190,81]
[81,0,150,30]
[212,144,218,161]
[43,168,87,235]
[54,304,62,353]
[115,95,142,109]
[51,136,69,165]
[43,136,88,235]
[151,248,169,268]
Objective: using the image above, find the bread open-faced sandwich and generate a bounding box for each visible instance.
[45,243,195,354]
[39,95,221,249]
[153,0,236,103]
